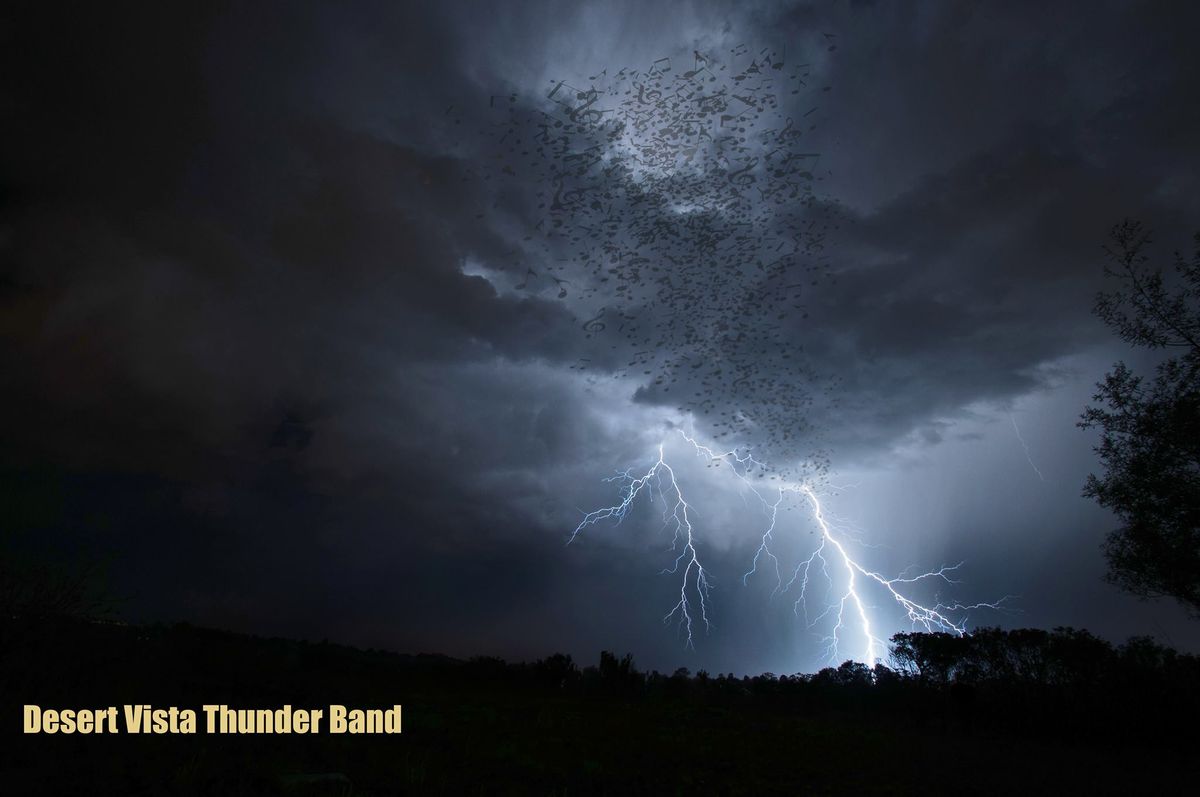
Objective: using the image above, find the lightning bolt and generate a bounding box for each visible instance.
[569,442,712,647]
[1009,412,1046,483]
[570,429,1010,664]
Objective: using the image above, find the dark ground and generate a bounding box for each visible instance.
[3,617,1197,795]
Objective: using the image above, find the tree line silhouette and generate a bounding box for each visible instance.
[6,615,1198,794]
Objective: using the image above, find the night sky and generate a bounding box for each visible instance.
[4,0,1199,675]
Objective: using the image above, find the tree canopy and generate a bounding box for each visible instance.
[1081,220,1200,615]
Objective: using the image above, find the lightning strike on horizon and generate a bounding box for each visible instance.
[570,429,1009,664]
[783,487,1007,665]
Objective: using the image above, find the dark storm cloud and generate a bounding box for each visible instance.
[0,1,615,657]
[1,2,589,481]
[622,1,1200,463]
[3,0,1198,671]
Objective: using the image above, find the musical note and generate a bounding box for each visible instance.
[514,267,538,291]
[635,83,663,105]
[582,308,607,336]
[727,157,759,186]
[478,43,843,454]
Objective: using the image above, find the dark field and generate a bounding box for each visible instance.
[4,619,1197,795]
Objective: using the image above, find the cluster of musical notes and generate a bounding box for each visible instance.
[476,41,846,470]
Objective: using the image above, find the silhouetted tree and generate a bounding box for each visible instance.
[890,631,961,683]
[598,650,640,693]
[0,544,112,623]
[1081,220,1200,615]
[534,653,580,689]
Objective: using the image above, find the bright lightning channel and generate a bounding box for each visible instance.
[569,429,1009,664]
[568,441,711,648]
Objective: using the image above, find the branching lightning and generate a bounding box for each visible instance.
[569,442,713,647]
[570,429,1009,664]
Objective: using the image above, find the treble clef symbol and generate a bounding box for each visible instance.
[582,307,607,337]
[727,157,759,187]
[569,89,601,123]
